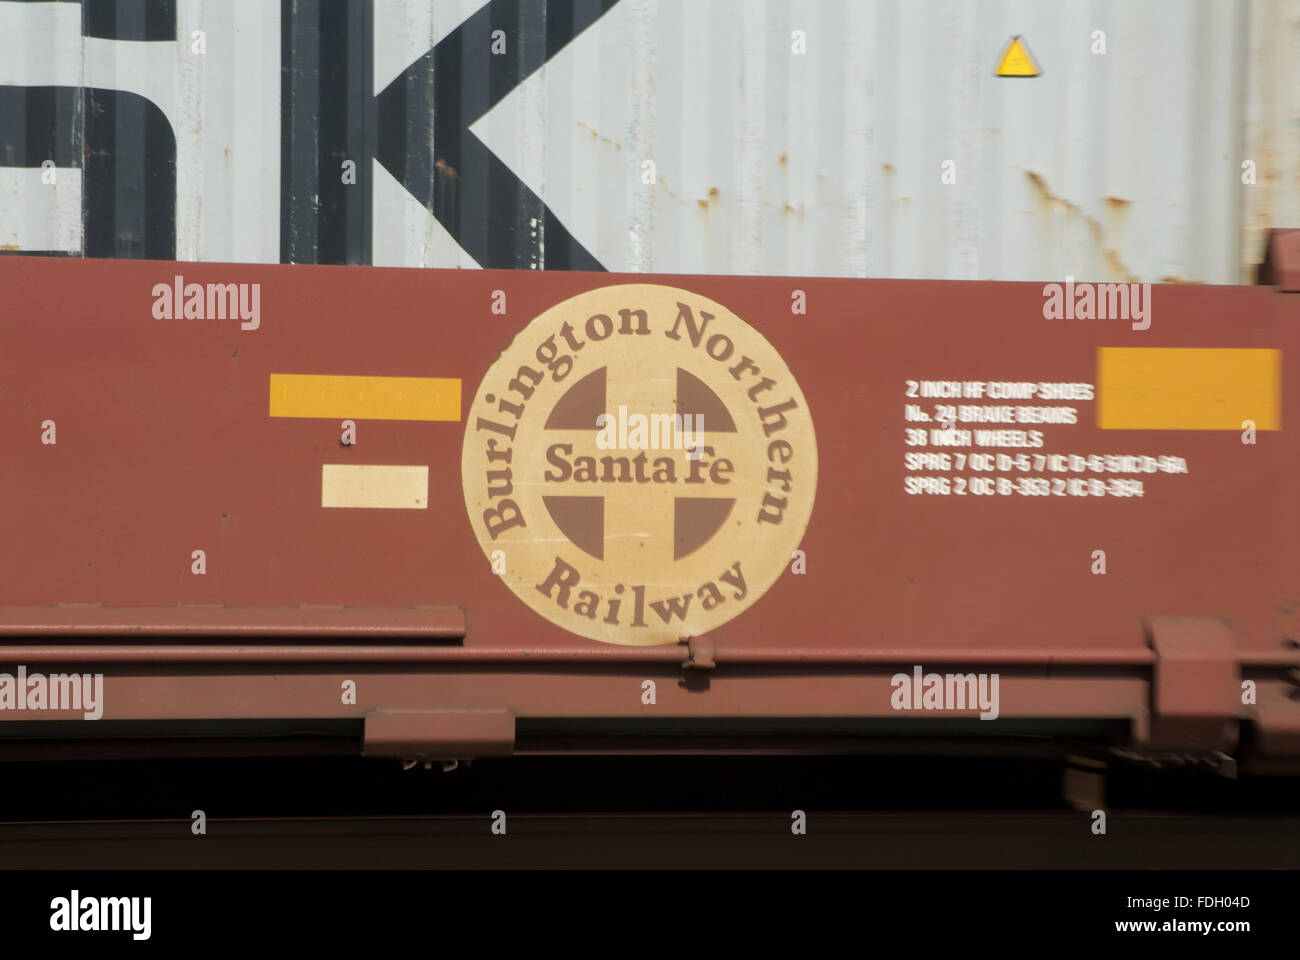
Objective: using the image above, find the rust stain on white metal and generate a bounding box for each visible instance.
[1240,0,1300,281]
[1025,170,1139,283]
[576,121,621,150]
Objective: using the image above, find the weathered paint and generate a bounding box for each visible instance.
[0,256,1296,755]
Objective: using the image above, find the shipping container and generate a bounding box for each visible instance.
[3,1,1300,782]
[2,0,1299,281]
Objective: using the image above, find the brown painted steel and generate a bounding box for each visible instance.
[0,671,1150,720]
[0,644,1158,664]
[1146,617,1239,751]
[362,709,515,757]
[0,254,1297,755]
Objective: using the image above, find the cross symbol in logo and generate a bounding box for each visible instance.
[540,356,740,566]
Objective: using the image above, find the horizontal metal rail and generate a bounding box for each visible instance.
[0,643,1161,665]
[0,605,465,639]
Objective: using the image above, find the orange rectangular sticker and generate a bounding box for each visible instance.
[270,374,461,421]
[1097,348,1281,430]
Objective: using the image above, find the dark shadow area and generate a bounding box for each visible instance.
[0,753,1295,823]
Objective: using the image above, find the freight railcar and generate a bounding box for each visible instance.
[0,242,1296,791]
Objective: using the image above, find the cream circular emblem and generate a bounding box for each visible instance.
[461,284,818,646]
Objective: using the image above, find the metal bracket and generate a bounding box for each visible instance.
[1259,228,1300,291]
[1251,640,1300,756]
[681,636,716,670]
[1143,617,1239,752]
[363,709,514,759]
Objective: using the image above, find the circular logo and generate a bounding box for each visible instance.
[461,284,817,646]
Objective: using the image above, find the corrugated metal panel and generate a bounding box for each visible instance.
[0,0,280,262]
[1242,0,1300,282]
[1,0,1297,280]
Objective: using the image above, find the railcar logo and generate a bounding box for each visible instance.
[461,284,818,646]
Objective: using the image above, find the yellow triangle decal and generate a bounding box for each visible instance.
[996,36,1040,77]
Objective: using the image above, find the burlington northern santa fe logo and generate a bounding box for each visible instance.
[461,284,818,646]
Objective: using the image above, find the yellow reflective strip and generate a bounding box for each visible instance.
[270,374,461,421]
[1097,347,1281,430]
